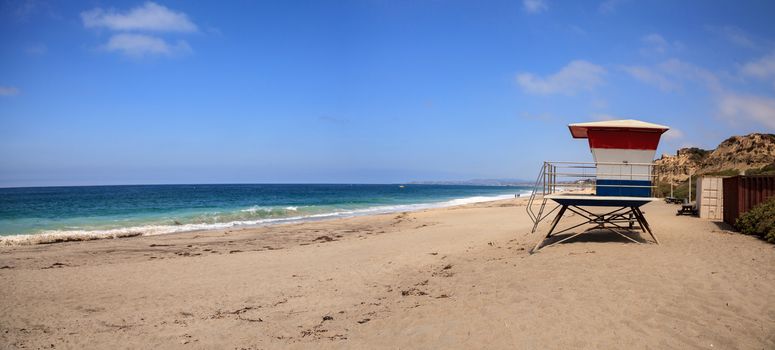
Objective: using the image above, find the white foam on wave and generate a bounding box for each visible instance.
[0,191,528,246]
[240,206,265,213]
[240,205,300,213]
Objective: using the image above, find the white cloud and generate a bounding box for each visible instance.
[0,86,20,96]
[642,33,668,52]
[718,93,775,130]
[741,52,775,80]
[523,0,548,14]
[663,128,684,141]
[81,2,197,58]
[81,2,197,32]
[8,0,59,22]
[659,59,722,92]
[621,65,679,92]
[516,60,606,95]
[624,59,724,94]
[640,33,683,55]
[618,52,774,131]
[708,25,756,49]
[104,33,191,57]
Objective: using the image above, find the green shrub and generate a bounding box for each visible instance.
[735,197,775,243]
[747,163,775,176]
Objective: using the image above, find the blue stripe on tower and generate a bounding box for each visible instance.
[596,179,652,197]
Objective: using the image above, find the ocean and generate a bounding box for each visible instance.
[0,184,531,245]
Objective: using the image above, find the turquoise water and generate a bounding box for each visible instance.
[0,184,530,244]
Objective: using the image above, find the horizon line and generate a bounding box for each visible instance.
[0,181,533,190]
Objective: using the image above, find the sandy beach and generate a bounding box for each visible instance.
[1,198,774,349]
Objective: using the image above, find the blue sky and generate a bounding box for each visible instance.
[1,0,775,187]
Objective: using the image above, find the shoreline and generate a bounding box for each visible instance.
[0,192,530,247]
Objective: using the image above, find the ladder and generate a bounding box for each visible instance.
[526,162,560,233]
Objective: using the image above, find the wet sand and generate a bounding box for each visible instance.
[1,198,774,349]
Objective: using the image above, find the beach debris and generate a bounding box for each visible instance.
[228,250,242,254]
[436,294,451,299]
[401,288,427,296]
[212,306,263,323]
[76,305,105,314]
[392,212,414,225]
[300,315,349,341]
[357,318,371,324]
[100,320,138,331]
[0,265,13,269]
[568,250,596,255]
[432,264,455,277]
[313,235,334,242]
[149,244,173,247]
[42,262,69,269]
[301,328,347,340]
[239,316,263,323]
[428,252,438,255]
[174,251,200,257]
[179,334,195,345]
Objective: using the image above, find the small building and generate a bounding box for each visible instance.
[695,176,724,221]
[723,175,775,226]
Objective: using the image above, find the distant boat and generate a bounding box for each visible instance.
[399,185,405,188]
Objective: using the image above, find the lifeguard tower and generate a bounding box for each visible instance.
[526,119,669,253]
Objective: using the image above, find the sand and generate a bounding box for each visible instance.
[1,198,774,349]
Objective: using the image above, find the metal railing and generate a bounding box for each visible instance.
[526,161,660,233]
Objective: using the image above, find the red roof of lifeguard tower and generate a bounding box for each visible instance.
[568,119,669,151]
[568,119,669,138]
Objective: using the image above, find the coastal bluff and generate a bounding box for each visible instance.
[656,133,775,183]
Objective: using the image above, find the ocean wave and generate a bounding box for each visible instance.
[0,192,525,246]
[239,205,299,213]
